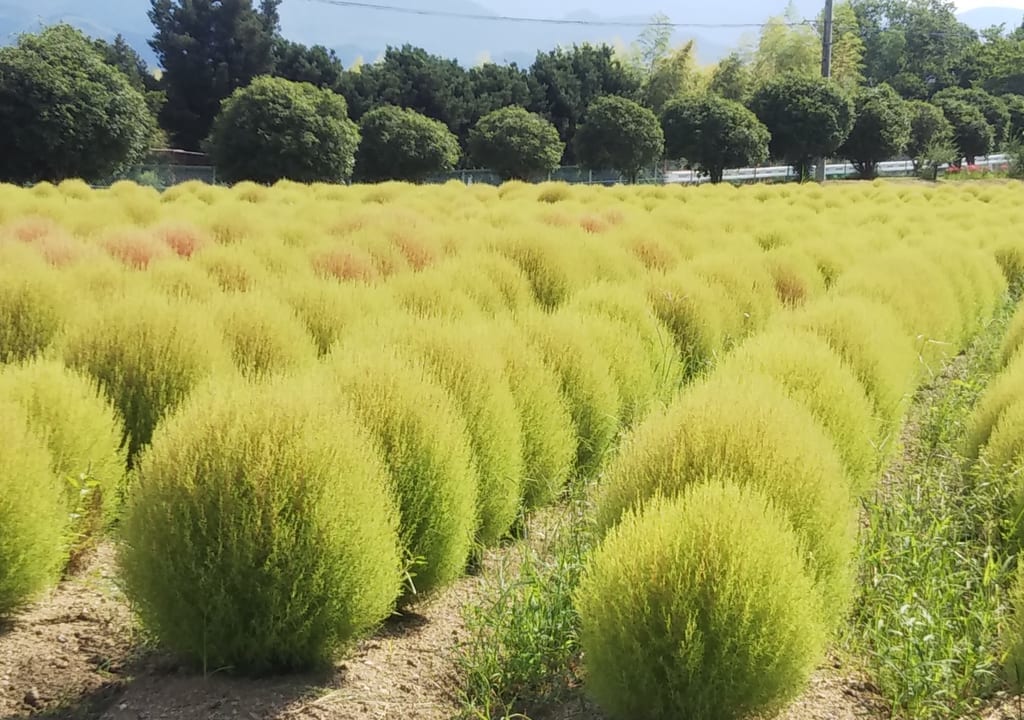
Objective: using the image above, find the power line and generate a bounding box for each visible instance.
[294,0,815,29]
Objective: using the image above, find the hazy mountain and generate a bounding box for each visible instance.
[3,0,1020,73]
[0,0,805,69]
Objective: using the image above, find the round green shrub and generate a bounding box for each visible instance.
[0,248,65,364]
[577,481,828,720]
[965,354,1024,459]
[568,282,683,409]
[322,342,478,599]
[1001,303,1024,368]
[387,319,525,546]
[0,360,126,558]
[519,309,622,478]
[717,326,879,495]
[212,291,319,380]
[784,295,918,434]
[120,377,402,674]
[561,307,673,428]
[0,400,66,616]
[493,322,576,508]
[646,268,735,378]
[597,372,856,623]
[62,294,227,465]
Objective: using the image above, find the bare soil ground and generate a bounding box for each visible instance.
[0,536,894,720]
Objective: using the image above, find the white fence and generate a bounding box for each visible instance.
[664,154,1011,185]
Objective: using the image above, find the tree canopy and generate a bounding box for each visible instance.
[838,84,911,179]
[574,95,664,183]
[662,93,770,183]
[209,76,360,184]
[468,106,564,181]
[355,105,461,183]
[0,24,154,184]
[749,74,854,180]
[149,0,280,150]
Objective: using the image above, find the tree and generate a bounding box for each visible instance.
[753,4,821,80]
[838,84,910,174]
[932,86,1012,146]
[1003,93,1024,143]
[209,76,360,184]
[932,96,995,164]
[354,105,460,183]
[0,25,154,184]
[94,34,166,135]
[852,0,980,98]
[467,62,533,128]
[975,28,1024,95]
[830,1,866,92]
[528,44,641,162]
[750,74,854,181]
[709,53,754,103]
[337,45,473,139]
[574,96,664,183]
[469,106,563,181]
[642,42,702,115]
[149,0,280,150]
[661,94,770,183]
[905,100,954,170]
[838,84,910,179]
[272,39,344,90]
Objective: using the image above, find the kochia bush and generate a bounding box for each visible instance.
[716,327,879,494]
[492,323,576,509]
[0,360,126,560]
[784,295,918,433]
[0,401,66,617]
[212,292,319,380]
[519,310,622,478]
[0,248,66,364]
[120,378,402,673]
[389,320,526,546]
[577,482,827,720]
[597,373,856,623]
[322,343,478,599]
[62,295,227,465]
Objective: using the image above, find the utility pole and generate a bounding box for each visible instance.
[815,0,835,183]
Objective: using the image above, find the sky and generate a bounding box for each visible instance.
[954,0,1024,9]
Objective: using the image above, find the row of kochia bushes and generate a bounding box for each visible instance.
[0,181,828,672]
[0,180,1022,707]
[967,306,1024,689]
[576,239,1014,719]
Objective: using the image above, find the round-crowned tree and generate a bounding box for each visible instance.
[933,87,1012,147]
[932,97,995,165]
[468,106,564,181]
[661,93,770,183]
[838,84,911,179]
[209,76,360,184]
[0,24,154,184]
[750,74,854,181]
[906,100,955,168]
[1003,94,1024,144]
[355,105,461,183]
[575,96,665,183]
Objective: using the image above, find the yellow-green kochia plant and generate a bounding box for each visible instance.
[576,481,828,720]
[119,376,403,674]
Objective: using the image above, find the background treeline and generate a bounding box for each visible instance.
[2,0,1024,185]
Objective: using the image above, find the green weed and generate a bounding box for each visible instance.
[851,296,1019,719]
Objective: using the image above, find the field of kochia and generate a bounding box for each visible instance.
[2,177,1024,719]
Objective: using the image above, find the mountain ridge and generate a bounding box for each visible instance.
[0,0,1020,70]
